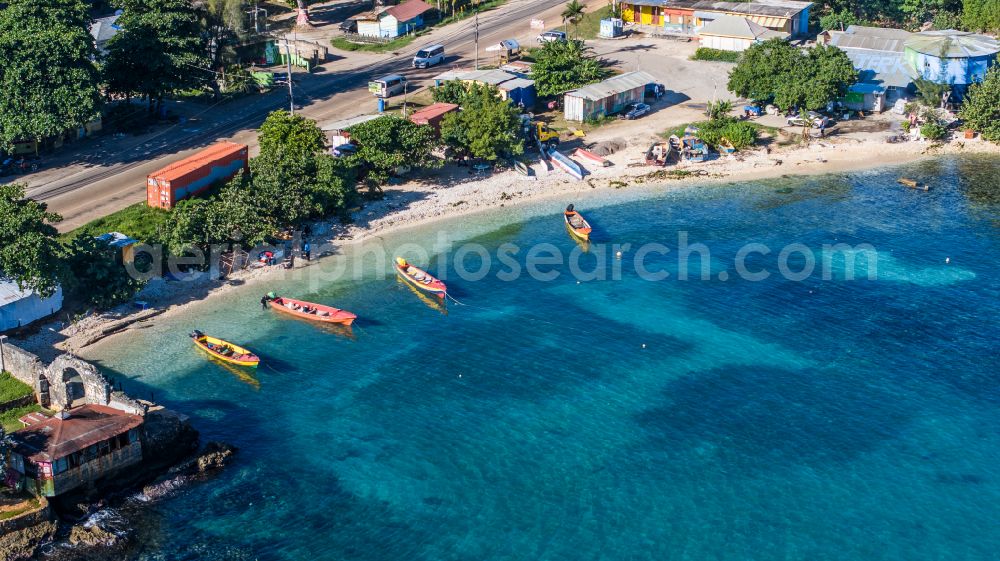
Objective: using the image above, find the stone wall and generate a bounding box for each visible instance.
[1,344,48,405]
[0,343,147,415]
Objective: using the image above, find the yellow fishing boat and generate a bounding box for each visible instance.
[190,330,260,367]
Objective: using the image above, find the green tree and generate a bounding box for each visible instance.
[707,100,733,120]
[900,0,962,25]
[62,234,145,308]
[199,0,248,99]
[345,116,440,192]
[0,0,102,151]
[561,0,586,37]
[959,64,1000,142]
[531,40,607,97]
[205,172,277,246]
[727,39,856,111]
[440,83,524,161]
[819,10,865,31]
[103,0,208,109]
[0,184,65,297]
[432,80,470,104]
[914,78,952,107]
[962,0,1000,32]
[257,110,327,163]
[166,198,212,254]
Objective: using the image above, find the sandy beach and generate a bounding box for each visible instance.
[12,123,999,361]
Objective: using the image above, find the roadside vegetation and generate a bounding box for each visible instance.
[691,47,740,63]
[530,39,610,97]
[329,34,418,54]
[574,3,613,39]
[727,39,857,111]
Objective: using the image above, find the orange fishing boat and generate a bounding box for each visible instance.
[266,294,357,325]
[394,257,447,299]
[564,204,592,241]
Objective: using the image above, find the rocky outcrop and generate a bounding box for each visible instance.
[0,520,57,561]
[140,408,199,468]
[173,441,237,475]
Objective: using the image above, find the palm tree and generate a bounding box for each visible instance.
[561,0,586,37]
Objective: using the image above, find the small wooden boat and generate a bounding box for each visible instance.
[573,148,611,167]
[514,160,531,176]
[668,134,682,152]
[681,136,708,162]
[564,204,592,241]
[645,142,673,166]
[548,147,585,180]
[719,137,736,154]
[897,177,928,191]
[394,257,447,299]
[266,294,357,325]
[190,330,259,367]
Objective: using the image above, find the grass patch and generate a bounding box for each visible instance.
[0,403,44,433]
[0,372,33,403]
[330,33,419,54]
[691,47,741,63]
[62,202,172,244]
[0,497,42,521]
[576,5,614,40]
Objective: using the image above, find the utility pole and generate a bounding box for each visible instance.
[474,8,480,70]
[284,38,294,114]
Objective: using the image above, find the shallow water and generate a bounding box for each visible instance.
[84,156,999,561]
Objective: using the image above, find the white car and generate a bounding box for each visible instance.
[537,30,567,44]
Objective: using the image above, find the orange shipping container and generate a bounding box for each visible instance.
[146,142,249,209]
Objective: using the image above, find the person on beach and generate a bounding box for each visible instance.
[304,241,311,261]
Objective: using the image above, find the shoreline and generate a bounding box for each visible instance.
[12,134,999,361]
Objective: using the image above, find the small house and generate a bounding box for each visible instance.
[8,405,144,497]
[434,69,538,108]
[563,71,656,122]
[904,30,999,98]
[620,0,812,37]
[0,280,63,332]
[356,0,434,39]
[408,103,459,133]
[824,25,917,112]
[697,15,788,51]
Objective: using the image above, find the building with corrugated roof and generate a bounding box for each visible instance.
[822,25,918,112]
[0,280,63,332]
[620,0,811,36]
[563,71,657,122]
[355,0,434,39]
[432,69,538,108]
[696,14,789,51]
[8,404,144,497]
[904,30,999,97]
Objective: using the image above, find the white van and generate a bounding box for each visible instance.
[368,74,408,98]
[412,45,445,68]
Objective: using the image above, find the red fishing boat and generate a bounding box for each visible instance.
[394,257,447,299]
[266,294,357,325]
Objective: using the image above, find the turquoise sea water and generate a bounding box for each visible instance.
[83,157,999,560]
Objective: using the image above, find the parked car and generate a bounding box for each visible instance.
[413,44,445,69]
[786,111,828,128]
[332,143,357,158]
[620,103,651,120]
[339,19,357,33]
[536,31,567,44]
[369,74,408,98]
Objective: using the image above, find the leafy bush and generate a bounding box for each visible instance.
[920,121,948,141]
[914,78,951,107]
[959,64,1000,143]
[691,47,740,63]
[531,40,608,96]
[432,80,469,104]
[697,119,760,150]
[62,233,146,308]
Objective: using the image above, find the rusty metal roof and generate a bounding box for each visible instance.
[10,404,143,463]
[565,71,657,101]
[385,0,433,22]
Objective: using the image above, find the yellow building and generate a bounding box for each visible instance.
[620,0,812,37]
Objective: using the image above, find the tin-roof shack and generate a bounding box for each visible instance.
[408,102,459,133]
[9,405,144,497]
[563,71,656,122]
[821,25,916,112]
[432,69,538,108]
[146,142,248,210]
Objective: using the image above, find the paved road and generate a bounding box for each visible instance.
[24,0,581,231]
